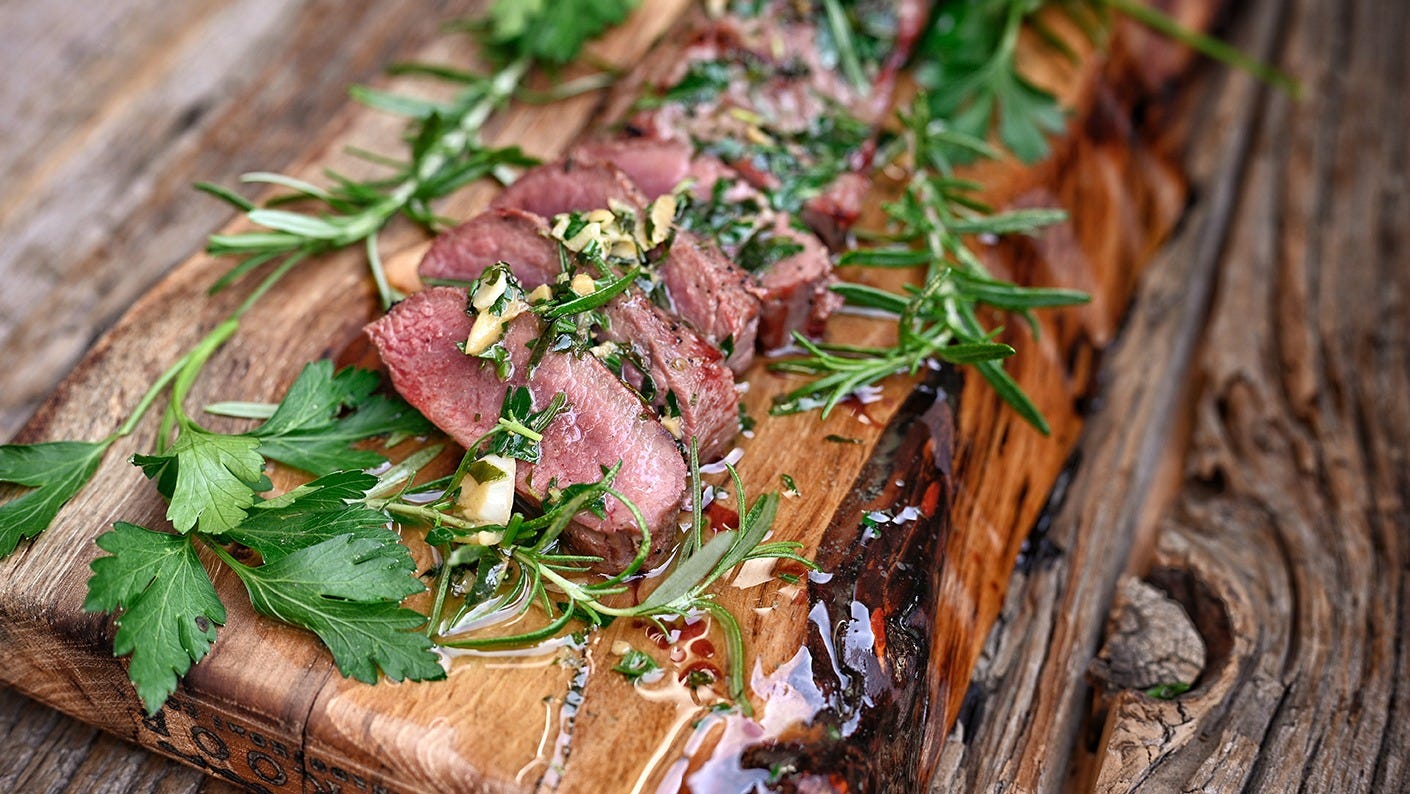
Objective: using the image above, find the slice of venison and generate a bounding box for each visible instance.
[366,287,686,572]
[658,231,759,371]
[751,218,841,351]
[597,290,740,459]
[420,208,561,288]
[416,210,740,457]
[571,138,695,200]
[490,159,646,218]
[563,147,764,368]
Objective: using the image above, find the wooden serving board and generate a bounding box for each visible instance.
[0,1,1216,790]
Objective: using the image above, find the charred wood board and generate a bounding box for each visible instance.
[0,1,1218,790]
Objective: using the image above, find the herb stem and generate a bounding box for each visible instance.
[426,545,454,639]
[381,501,495,533]
[702,600,750,716]
[495,417,542,443]
[366,235,404,311]
[110,350,195,441]
[1101,0,1299,95]
[821,0,868,90]
[201,536,248,572]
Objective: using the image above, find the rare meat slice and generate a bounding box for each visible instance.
[598,290,740,459]
[751,219,841,350]
[658,231,760,372]
[366,287,685,571]
[416,211,741,456]
[491,159,646,218]
[800,171,870,249]
[420,208,560,288]
[563,145,763,369]
[571,138,694,200]
[484,161,766,370]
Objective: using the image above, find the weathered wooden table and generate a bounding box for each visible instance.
[1,0,1404,791]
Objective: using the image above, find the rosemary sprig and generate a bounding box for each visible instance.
[198,0,639,311]
[410,437,811,716]
[770,96,1088,434]
[198,59,533,311]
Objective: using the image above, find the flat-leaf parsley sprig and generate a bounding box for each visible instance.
[84,365,440,715]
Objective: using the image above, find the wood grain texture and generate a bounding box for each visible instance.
[934,0,1410,790]
[0,0,462,440]
[0,1,467,791]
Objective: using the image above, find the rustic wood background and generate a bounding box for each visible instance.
[0,0,1403,791]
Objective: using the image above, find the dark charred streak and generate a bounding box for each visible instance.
[734,366,959,791]
[955,680,988,741]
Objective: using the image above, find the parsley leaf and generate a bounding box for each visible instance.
[613,649,662,682]
[0,440,109,557]
[914,0,1067,163]
[487,386,568,463]
[214,471,396,563]
[484,0,638,66]
[230,535,443,684]
[83,523,226,715]
[250,361,430,477]
[133,429,266,535]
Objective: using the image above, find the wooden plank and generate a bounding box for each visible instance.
[932,0,1410,789]
[0,0,465,440]
[0,1,1226,790]
[0,2,471,791]
[1084,0,1410,788]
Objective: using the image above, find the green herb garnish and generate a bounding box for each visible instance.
[1144,681,1193,700]
[613,649,663,682]
[85,366,443,715]
[770,95,1087,434]
[420,440,814,716]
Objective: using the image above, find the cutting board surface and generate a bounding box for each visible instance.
[0,1,1205,790]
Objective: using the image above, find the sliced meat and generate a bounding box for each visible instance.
[366,287,685,572]
[420,208,560,288]
[598,290,739,459]
[751,219,841,350]
[571,138,695,200]
[416,211,741,455]
[658,231,760,372]
[474,160,768,371]
[801,171,870,249]
[491,159,646,218]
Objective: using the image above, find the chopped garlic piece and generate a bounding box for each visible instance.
[570,273,597,296]
[647,194,677,248]
[745,125,774,147]
[585,208,615,225]
[610,239,639,259]
[611,640,633,656]
[455,454,516,528]
[471,270,508,310]
[463,298,526,355]
[563,221,603,253]
[588,340,619,360]
[463,313,505,356]
[660,415,683,439]
[527,284,552,304]
[608,198,638,219]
